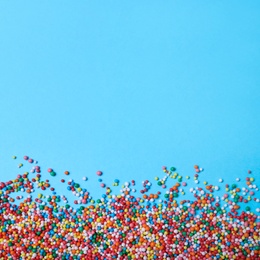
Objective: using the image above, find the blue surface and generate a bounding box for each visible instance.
[0,1,259,213]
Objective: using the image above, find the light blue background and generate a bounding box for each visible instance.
[0,1,259,212]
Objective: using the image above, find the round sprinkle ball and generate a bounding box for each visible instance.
[96,170,102,176]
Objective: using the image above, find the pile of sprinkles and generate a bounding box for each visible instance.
[0,156,260,259]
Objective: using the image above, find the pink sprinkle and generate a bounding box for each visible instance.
[96,171,102,176]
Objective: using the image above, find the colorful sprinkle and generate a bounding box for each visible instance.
[0,158,259,259]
